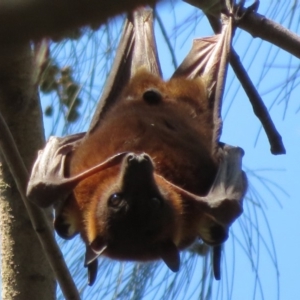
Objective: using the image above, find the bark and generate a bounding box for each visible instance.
[0,45,56,299]
[0,0,160,44]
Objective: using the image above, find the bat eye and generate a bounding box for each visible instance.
[143,89,162,104]
[108,193,123,207]
[150,197,163,209]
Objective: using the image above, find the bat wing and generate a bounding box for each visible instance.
[26,8,158,208]
[26,133,85,208]
[88,8,161,134]
[26,132,129,208]
[172,8,246,279]
[172,11,233,154]
[159,145,246,243]
[28,6,234,209]
[159,144,246,279]
[204,144,246,280]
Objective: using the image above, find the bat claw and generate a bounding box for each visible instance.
[213,245,222,280]
[86,259,98,286]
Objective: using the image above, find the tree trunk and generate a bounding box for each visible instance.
[0,44,56,299]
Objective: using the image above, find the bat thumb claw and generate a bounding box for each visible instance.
[160,241,180,272]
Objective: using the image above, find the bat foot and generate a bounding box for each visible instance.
[54,214,79,240]
[235,0,260,23]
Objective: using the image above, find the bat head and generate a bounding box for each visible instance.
[83,153,182,275]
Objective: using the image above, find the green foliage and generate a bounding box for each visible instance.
[39,59,82,124]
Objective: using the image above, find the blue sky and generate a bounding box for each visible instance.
[40,1,300,299]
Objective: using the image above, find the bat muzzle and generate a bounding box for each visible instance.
[121,153,155,189]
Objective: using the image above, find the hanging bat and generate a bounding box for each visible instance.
[27,6,246,286]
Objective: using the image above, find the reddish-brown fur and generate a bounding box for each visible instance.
[59,69,218,263]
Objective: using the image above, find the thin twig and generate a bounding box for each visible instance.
[154,9,178,69]
[0,112,80,300]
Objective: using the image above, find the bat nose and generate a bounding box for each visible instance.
[126,153,151,164]
[121,153,158,195]
[123,153,154,180]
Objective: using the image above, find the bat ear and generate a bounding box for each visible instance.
[84,237,107,285]
[86,259,98,286]
[85,236,107,266]
[160,241,180,272]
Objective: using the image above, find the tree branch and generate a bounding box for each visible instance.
[185,0,300,59]
[237,7,300,59]
[0,0,160,44]
[0,111,80,299]
[229,50,286,155]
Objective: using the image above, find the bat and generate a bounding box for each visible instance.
[27,6,246,286]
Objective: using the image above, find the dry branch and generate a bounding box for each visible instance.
[0,111,80,300]
[237,7,300,59]
[0,0,160,44]
[185,1,300,59]
[229,50,286,155]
